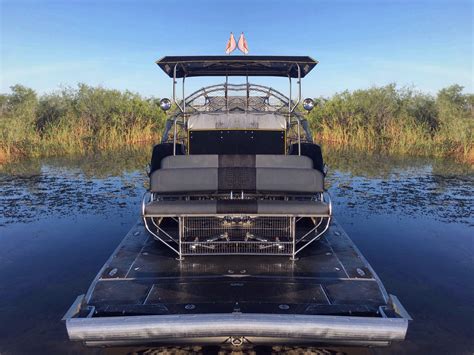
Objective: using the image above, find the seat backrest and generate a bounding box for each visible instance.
[161,154,313,170]
[149,143,184,175]
[290,143,324,174]
[150,168,324,193]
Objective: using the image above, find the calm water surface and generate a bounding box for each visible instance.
[0,147,472,355]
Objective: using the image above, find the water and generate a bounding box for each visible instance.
[0,147,472,355]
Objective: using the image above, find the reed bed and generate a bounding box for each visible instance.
[0,84,165,164]
[0,83,472,165]
[308,84,473,164]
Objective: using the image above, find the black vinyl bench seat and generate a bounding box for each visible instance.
[150,154,324,194]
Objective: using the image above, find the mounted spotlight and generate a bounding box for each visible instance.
[159,98,172,111]
[303,98,315,111]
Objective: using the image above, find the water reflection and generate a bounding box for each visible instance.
[0,147,150,226]
[1,146,472,226]
[322,147,473,226]
[0,146,472,354]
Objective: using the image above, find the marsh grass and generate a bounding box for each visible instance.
[0,83,472,165]
[308,84,473,164]
[0,84,165,164]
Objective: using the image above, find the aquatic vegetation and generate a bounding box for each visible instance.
[308,84,473,164]
[0,84,166,164]
[0,83,472,164]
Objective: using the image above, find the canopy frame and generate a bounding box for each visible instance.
[156,55,318,78]
[158,56,317,157]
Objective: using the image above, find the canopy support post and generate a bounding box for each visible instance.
[182,76,186,115]
[172,64,185,113]
[298,63,301,155]
[225,75,228,113]
[288,75,292,126]
[290,64,301,113]
[297,118,301,155]
[172,64,186,156]
[246,74,249,113]
[288,65,302,155]
[173,117,177,155]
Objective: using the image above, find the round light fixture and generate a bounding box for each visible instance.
[159,98,172,111]
[303,98,315,111]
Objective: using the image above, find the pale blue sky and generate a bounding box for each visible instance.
[1,0,472,98]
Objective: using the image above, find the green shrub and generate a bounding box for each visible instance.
[0,84,166,162]
[0,83,472,164]
[308,84,473,162]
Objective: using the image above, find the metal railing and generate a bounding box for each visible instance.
[143,191,332,259]
[180,216,292,255]
[161,82,313,154]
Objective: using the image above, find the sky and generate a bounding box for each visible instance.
[1,0,472,99]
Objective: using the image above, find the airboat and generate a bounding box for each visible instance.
[63,55,411,348]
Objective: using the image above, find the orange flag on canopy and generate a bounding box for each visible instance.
[238,32,249,55]
[225,33,237,54]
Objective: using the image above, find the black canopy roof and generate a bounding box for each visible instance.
[156,56,318,78]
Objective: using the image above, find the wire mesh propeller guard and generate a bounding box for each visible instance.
[144,214,330,257]
[182,216,293,255]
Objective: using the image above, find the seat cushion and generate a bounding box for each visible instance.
[257,200,330,215]
[144,199,330,216]
[144,200,217,215]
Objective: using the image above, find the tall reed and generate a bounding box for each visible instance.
[0,83,472,165]
[0,84,166,163]
[307,84,473,163]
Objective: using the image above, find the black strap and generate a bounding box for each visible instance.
[218,155,256,191]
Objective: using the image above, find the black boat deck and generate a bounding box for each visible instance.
[65,219,410,347]
[89,221,386,317]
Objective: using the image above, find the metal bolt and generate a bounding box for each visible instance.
[279,304,290,310]
[185,304,196,310]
